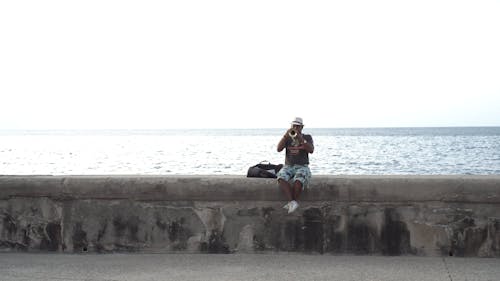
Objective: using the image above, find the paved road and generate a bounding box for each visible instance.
[0,253,499,281]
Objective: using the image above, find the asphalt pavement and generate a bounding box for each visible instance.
[0,253,499,281]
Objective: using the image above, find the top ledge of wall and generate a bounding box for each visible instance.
[0,175,499,203]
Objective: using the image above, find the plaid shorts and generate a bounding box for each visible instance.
[277,164,312,189]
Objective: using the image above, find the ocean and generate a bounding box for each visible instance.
[1,127,500,175]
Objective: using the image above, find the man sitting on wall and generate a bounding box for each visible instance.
[276,117,314,214]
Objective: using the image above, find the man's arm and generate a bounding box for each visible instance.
[277,132,289,152]
[298,134,314,153]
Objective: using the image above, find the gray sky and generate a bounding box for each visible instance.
[1,0,499,129]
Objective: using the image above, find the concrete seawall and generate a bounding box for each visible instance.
[1,176,499,256]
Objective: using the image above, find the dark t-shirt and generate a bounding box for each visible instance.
[285,134,313,165]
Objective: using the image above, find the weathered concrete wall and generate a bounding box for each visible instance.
[0,176,499,256]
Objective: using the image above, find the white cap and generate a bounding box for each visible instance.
[291,117,304,126]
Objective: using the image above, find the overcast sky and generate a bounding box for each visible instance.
[1,0,499,129]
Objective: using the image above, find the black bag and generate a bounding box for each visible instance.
[246,161,283,178]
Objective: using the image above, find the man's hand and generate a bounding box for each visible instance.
[277,129,291,152]
[296,133,305,143]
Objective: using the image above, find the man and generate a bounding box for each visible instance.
[276,117,314,214]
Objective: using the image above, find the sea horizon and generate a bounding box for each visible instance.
[2,127,499,175]
[1,126,500,136]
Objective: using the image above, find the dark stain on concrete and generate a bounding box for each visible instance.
[202,230,230,253]
[281,219,302,251]
[0,215,29,251]
[449,217,490,257]
[0,240,28,251]
[155,216,167,231]
[110,217,141,252]
[463,227,488,256]
[303,208,324,253]
[261,207,274,227]
[40,222,61,251]
[113,216,140,242]
[347,220,378,254]
[253,234,267,251]
[257,209,283,251]
[381,208,413,255]
[490,219,500,256]
[128,216,140,242]
[342,208,381,255]
[167,218,191,250]
[95,220,108,252]
[167,218,185,241]
[22,229,30,249]
[2,214,17,237]
[325,215,344,253]
[97,220,107,241]
[72,222,88,252]
[113,216,127,237]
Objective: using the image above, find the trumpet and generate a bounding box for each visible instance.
[288,129,298,139]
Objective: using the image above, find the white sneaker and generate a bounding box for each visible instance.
[283,201,291,210]
[287,200,299,214]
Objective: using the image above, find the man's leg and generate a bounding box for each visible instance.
[292,180,303,200]
[284,180,301,214]
[278,179,293,201]
[292,165,310,201]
